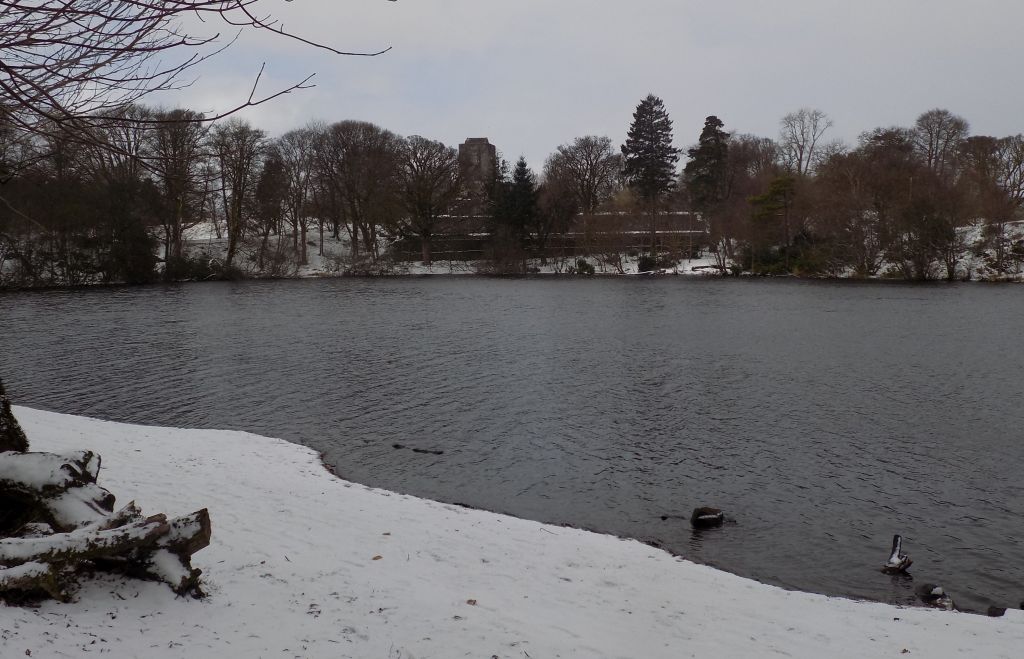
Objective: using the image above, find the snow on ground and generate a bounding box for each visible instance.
[958,220,1024,281]
[178,219,1024,281]
[5,407,1022,658]
[179,221,727,278]
[398,254,725,276]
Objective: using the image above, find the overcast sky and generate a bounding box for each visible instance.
[156,0,1024,170]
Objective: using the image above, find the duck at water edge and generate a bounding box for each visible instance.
[881,534,913,574]
[916,583,955,610]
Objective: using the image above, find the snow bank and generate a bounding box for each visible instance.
[4,407,1021,658]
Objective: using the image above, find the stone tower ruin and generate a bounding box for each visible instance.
[458,138,497,203]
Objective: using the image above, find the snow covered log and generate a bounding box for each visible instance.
[0,562,64,601]
[0,508,211,601]
[0,517,170,567]
[142,547,205,596]
[0,449,115,533]
[0,399,211,602]
[0,449,102,496]
[0,451,209,600]
[150,509,212,595]
[157,509,212,558]
[43,482,117,529]
[102,509,212,596]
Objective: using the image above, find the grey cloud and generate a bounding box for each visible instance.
[156,0,1024,169]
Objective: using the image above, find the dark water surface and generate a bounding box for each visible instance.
[2,277,1022,612]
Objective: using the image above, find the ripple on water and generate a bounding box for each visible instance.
[2,277,1023,612]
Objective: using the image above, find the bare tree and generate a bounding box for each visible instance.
[546,135,620,257]
[548,136,621,215]
[84,105,152,185]
[779,108,833,177]
[147,109,210,266]
[24,127,94,284]
[913,109,969,178]
[328,120,403,263]
[308,122,345,259]
[210,118,264,268]
[398,136,461,265]
[960,134,1024,272]
[698,134,779,271]
[0,108,28,183]
[249,146,287,270]
[276,126,317,266]
[0,1,391,286]
[996,135,1024,207]
[534,169,578,266]
[0,1,390,140]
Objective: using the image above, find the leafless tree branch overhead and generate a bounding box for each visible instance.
[0,1,392,134]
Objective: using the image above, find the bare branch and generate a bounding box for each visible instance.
[0,1,393,138]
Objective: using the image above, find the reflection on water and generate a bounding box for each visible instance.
[2,277,1023,612]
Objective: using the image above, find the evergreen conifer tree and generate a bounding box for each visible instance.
[489,156,537,270]
[0,378,29,453]
[683,116,731,213]
[683,116,731,259]
[621,94,680,253]
[749,174,797,272]
[507,157,539,244]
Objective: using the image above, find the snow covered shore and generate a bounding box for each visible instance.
[4,408,1022,658]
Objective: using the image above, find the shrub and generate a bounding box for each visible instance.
[637,254,659,272]
[575,258,595,275]
[164,256,244,281]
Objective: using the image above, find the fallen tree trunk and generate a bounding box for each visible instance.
[0,449,115,534]
[0,503,212,601]
[0,390,211,603]
[159,509,213,557]
[0,441,208,600]
[95,508,213,595]
[0,450,101,496]
[0,562,63,601]
[0,517,170,567]
[148,509,212,595]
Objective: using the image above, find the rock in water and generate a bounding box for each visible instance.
[690,507,725,529]
[0,378,29,453]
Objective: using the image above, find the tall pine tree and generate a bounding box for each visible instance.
[621,94,680,253]
[490,156,537,271]
[507,156,539,245]
[683,116,730,260]
[684,116,730,211]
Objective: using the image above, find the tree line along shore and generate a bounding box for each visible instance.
[2,98,1022,287]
